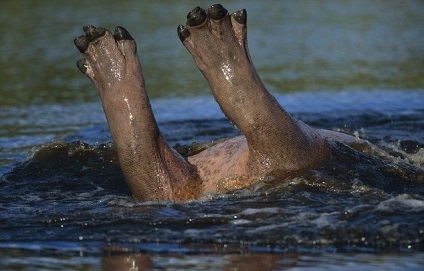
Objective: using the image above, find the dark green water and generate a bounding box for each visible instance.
[1,1,424,270]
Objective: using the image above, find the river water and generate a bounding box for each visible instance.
[1,1,424,270]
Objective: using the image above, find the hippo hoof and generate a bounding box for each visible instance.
[177,25,190,42]
[83,25,106,41]
[177,4,246,43]
[232,9,247,24]
[74,35,89,53]
[74,25,138,87]
[114,26,134,41]
[186,6,207,26]
[208,4,228,20]
[76,58,87,73]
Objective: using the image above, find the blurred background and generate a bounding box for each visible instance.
[1,0,423,106]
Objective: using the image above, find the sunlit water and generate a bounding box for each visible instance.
[1,0,424,270]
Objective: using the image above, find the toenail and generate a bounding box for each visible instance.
[114,26,134,41]
[83,25,96,34]
[74,35,89,53]
[232,9,247,25]
[84,26,106,41]
[187,6,207,26]
[208,4,228,20]
[177,25,191,42]
[76,59,87,73]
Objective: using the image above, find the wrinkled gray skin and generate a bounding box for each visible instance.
[74,4,357,202]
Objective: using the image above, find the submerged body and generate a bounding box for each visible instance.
[74,4,359,202]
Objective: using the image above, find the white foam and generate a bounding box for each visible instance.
[311,212,340,228]
[376,194,424,212]
[239,207,281,216]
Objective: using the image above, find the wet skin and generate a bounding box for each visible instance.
[74,4,358,202]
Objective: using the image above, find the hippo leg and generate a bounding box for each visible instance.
[178,5,330,176]
[74,26,199,202]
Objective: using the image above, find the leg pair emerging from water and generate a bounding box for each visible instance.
[74,4,341,202]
